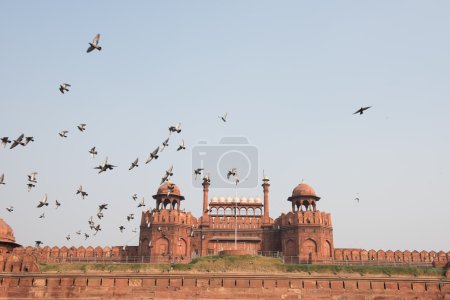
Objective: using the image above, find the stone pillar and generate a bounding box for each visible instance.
[202,177,210,221]
[262,177,270,223]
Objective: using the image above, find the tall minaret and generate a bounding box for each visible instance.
[262,176,270,223]
[202,175,210,222]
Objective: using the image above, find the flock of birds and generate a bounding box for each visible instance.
[0,33,372,247]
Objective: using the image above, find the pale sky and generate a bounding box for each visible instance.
[0,1,449,251]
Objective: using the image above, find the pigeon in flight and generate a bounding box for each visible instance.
[23,136,34,146]
[132,194,138,201]
[84,233,89,240]
[35,241,43,247]
[0,174,5,185]
[160,137,170,152]
[28,172,38,183]
[10,134,25,149]
[119,226,125,233]
[39,212,45,219]
[89,147,98,158]
[93,224,101,235]
[76,185,88,199]
[219,112,228,122]
[66,235,71,241]
[160,165,173,184]
[169,122,182,134]
[194,168,204,180]
[86,33,102,53]
[77,123,86,132]
[59,83,71,94]
[76,230,81,235]
[97,212,104,219]
[94,157,117,174]
[353,106,372,115]
[167,182,175,196]
[132,228,137,233]
[129,158,139,171]
[98,203,108,212]
[145,147,160,164]
[127,214,134,221]
[6,206,13,213]
[55,200,61,209]
[37,194,49,208]
[1,137,11,148]
[137,197,145,208]
[59,130,69,138]
[227,168,237,180]
[27,183,36,192]
[177,139,186,151]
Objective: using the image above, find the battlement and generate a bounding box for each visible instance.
[275,210,332,227]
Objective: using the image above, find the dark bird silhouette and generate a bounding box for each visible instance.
[59,83,71,94]
[76,230,81,235]
[132,228,137,233]
[169,122,182,134]
[127,214,134,221]
[35,241,43,247]
[94,157,117,174]
[55,200,61,209]
[137,197,145,208]
[76,185,88,199]
[160,137,170,152]
[37,194,49,208]
[66,235,70,241]
[27,183,36,192]
[145,147,160,164]
[129,158,139,170]
[219,112,228,122]
[132,194,138,201]
[6,206,13,213]
[177,139,186,151]
[98,203,108,211]
[84,233,89,240]
[0,174,4,185]
[77,123,86,132]
[194,168,204,180]
[23,136,34,146]
[227,168,237,180]
[39,212,45,219]
[119,226,125,233]
[1,137,11,148]
[59,130,68,138]
[353,106,372,115]
[10,134,25,149]
[86,34,102,53]
[89,147,98,158]
[93,224,101,235]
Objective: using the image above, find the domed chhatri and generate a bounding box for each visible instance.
[288,181,320,212]
[0,218,20,253]
[153,181,185,211]
[155,181,183,198]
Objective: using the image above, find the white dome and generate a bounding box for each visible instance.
[211,196,218,203]
[255,197,262,203]
[248,197,254,203]
[233,196,240,203]
[226,196,233,202]
[240,197,248,203]
[219,196,225,203]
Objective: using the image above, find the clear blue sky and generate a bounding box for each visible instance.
[0,1,449,251]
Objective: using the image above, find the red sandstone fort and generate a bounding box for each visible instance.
[0,177,448,269]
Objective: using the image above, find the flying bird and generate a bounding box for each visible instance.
[194,168,204,179]
[59,130,69,138]
[27,183,36,192]
[23,136,34,146]
[177,139,186,151]
[84,233,89,240]
[129,158,139,170]
[353,106,372,115]
[76,230,81,235]
[94,157,117,173]
[86,33,102,53]
[66,235,71,241]
[355,197,360,203]
[160,137,170,152]
[0,174,5,185]
[119,226,125,233]
[55,200,61,209]
[39,212,45,219]
[28,172,38,183]
[37,194,49,208]
[1,137,11,148]
[89,147,98,158]
[127,214,134,221]
[98,203,108,212]
[137,197,145,208]
[35,241,43,247]
[169,122,182,134]
[59,83,71,94]
[93,224,101,235]
[132,228,137,233]
[145,147,160,164]
[6,206,13,213]
[77,123,86,132]
[10,134,25,149]
[132,194,138,201]
[97,212,104,219]
[76,185,88,199]
[219,112,228,122]
[227,168,237,180]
